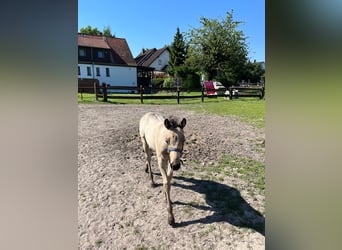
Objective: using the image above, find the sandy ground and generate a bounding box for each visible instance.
[78,104,265,249]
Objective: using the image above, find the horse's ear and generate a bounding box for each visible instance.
[180,118,186,129]
[164,119,172,130]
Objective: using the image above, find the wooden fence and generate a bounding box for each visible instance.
[78,82,265,104]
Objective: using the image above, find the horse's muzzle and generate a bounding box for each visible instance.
[171,163,181,171]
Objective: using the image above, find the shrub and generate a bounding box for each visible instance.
[151,78,164,88]
[163,77,174,88]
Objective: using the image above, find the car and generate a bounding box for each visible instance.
[213,81,225,90]
[203,81,227,96]
[203,81,217,96]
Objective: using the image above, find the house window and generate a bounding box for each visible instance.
[96,67,100,76]
[98,50,104,58]
[78,66,80,76]
[106,68,110,77]
[79,48,86,57]
[87,67,91,76]
[158,59,162,65]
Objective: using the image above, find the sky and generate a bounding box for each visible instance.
[78,0,265,62]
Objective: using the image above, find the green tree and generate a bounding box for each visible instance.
[168,27,187,77]
[186,11,249,85]
[243,60,265,83]
[79,25,115,37]
[79,25,101,35]
[103,25,115,37]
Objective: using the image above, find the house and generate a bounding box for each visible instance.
[135,47,170,87]
[78,33,137,93]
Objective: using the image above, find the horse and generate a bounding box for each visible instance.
[139,112,186,226]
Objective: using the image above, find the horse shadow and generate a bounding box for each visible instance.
[171,176,265,236]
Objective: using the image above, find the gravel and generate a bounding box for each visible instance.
[78,104,265,250]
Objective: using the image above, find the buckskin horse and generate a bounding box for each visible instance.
[139,112,186,226]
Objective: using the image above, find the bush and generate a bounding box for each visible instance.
[182,73,201,90]
[163,78,174,88]
[151,78,164,88]
[174,65,201,90]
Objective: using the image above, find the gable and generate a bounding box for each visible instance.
[135,49,157,66]
[135,47,169,70]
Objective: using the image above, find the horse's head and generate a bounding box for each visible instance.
[164,117,186,171]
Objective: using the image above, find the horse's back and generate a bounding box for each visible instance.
[139,112,164,139]
[139,112,165,151]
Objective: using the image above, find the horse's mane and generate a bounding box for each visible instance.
[167,116,183,129]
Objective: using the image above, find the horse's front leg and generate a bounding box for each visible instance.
[164,177,174,226]
[157,155,175,226]
[141,137,155,187]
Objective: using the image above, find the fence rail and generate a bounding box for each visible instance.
[78,83,265,104]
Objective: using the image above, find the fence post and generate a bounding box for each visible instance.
[260,86,265,99]
[177,87,180,104]
[229,87,233,100]
[94,81,98,101]
[140,85,144,104]
[201,85,204,102]
[102,83,107,102]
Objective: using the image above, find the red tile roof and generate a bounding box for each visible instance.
[78,34,110,49]
[78,33,136,66]
[105,37,136,66]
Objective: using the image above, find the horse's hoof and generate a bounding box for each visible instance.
[168,216,175,226]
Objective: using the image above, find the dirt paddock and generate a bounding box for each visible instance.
[78,104,265,249]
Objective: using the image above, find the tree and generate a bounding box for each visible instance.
[103,25,115,37]
[243,60,265,83]
[167,28,200,90]
[79,25,101,35]
[186,11,249,85]
[168,27,187,77]
[79,25,115,37]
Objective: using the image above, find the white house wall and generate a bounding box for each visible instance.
[149,50,169,71]
[78,64,137,87]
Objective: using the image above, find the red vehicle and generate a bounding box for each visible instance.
[203,81,226,95]
[203,81,217,96]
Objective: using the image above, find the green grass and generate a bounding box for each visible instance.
[78,91,204,105]
[78,92,265,128]
[78,93,101,103]
[182,154,265,193]
[186,98,265,128]
[179,155,265,220]
[94,239,103,247]
[219,155,265,192]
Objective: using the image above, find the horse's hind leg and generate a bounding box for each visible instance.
[141,136,155,187]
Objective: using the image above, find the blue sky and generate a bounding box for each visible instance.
[78,0,264,62]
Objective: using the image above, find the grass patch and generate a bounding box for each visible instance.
[133,227,140,235]
[182,205,194,217]
[78,91,204,105]
[78,93,99,103]
[94,239,103,247]
[185,98,265,128]
[218,155,265,192]
[78,93,264,128]
[135,245,149,250]
[179,171,195,178]
[188,154,265,193]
